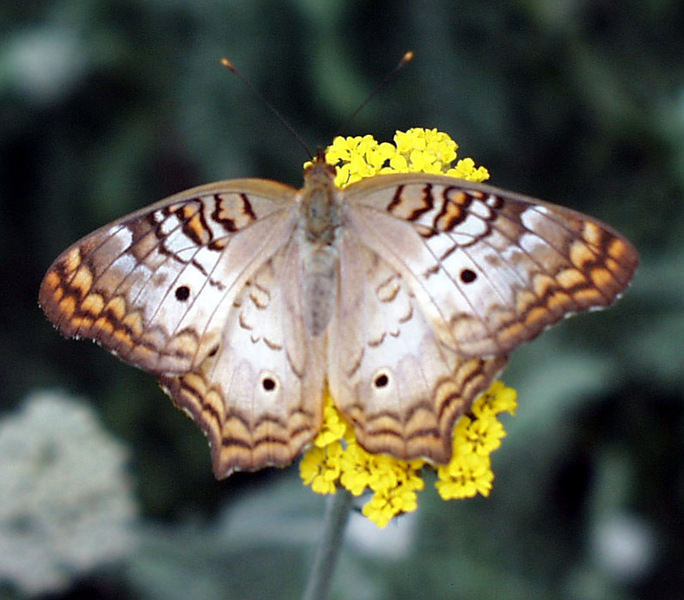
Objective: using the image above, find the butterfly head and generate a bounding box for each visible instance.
[304,148,338,183]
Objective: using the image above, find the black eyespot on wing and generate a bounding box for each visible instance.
[460,269,477,284]
[175,285,191,301]
[262,377,277,392]
[374,373,389,388]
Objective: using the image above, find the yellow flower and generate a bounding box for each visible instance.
[435,453,494,500]
[338,442,373,496]
[361,480,421,528]
[473,380,518,418]
[299,129,517,527]
[313,395,347,448]
[299,441,344,495]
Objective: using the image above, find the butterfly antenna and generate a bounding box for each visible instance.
[221,57,313,158]
[335,50,414,137]
[222,51,413,157]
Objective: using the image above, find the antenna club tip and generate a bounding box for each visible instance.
[221,57,235,71]
[402,50,415,63]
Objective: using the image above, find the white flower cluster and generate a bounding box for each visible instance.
[0,391,139,596]
[3,25,91,105]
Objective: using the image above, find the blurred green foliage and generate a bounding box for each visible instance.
[1,1,683,599]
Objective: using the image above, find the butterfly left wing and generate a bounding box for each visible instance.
[40,180,328,477]
[39,179,298,373]
[160,238,326,477]
[344,174,639,358]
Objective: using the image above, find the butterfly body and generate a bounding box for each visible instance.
[40,154,638,477]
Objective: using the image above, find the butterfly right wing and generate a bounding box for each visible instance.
[39,179,298,374]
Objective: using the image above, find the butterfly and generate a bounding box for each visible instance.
[39,146,639,478]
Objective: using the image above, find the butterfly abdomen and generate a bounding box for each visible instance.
[302,243,338,337]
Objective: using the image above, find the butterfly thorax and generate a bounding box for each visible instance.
[298,156,343,336]
[300,155,341,245]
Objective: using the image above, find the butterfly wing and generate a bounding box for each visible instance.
[40,180,326,476]
[328,230,507,464]
[344,174,639,358]
[40,179,298,373]
[160,237,326,477]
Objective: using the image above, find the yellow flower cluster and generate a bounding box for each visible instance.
[321,128,490,187]
[300,129,517,528]
[300,383,516,528]
[300,394,427,528]
[435,382,517,500]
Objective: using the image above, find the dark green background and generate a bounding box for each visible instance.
[2,1,682,599]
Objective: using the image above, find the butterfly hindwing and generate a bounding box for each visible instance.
[160,238,326,477]
[328,230,508,463]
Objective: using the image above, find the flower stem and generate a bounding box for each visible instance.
[303,488,354,600]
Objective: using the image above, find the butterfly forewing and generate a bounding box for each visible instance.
[39,179,298,373]
[344,174,639,358]
[40,155,639,477]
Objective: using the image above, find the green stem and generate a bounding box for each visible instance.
[303,488,354,600]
